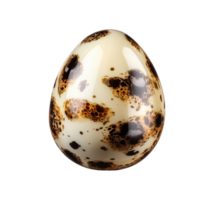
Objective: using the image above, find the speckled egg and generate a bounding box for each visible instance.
[49,29,165,170]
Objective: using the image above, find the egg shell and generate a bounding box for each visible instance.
[49,29,165,170]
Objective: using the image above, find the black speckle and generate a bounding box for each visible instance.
[126,150,139,156]
[101,146,108,151]
[70,141,81,149]
[155,113,163,127]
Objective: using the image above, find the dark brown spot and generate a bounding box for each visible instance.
[92,95,96,98]
[101,146,108,151]
[160,95,162,102]
[80,131,83,135]
[86,157,90,159]
[70,141,81,149]
[155,113,163,127]
[154,81,158,89]
[107,78,121,89]
[62,149,82,165]
[96,104,104,112]
[126,150,139,156]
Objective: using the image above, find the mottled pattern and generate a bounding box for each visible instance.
[102,111,164,153]
[64,98,115,123]
[102,69,155,111]
[49,29,165,170]
[58,54,83,95]
[125,34,140,51]
[49,96,63,139]
[81,30,109,44]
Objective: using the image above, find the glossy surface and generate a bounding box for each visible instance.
[49,29,165,170]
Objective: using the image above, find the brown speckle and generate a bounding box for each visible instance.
[80,131,83,135]
[160,95,162,102]
[86,157,90,159]
[92,95,96,98]
[110,158,115,160]
[110,67,115,71]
